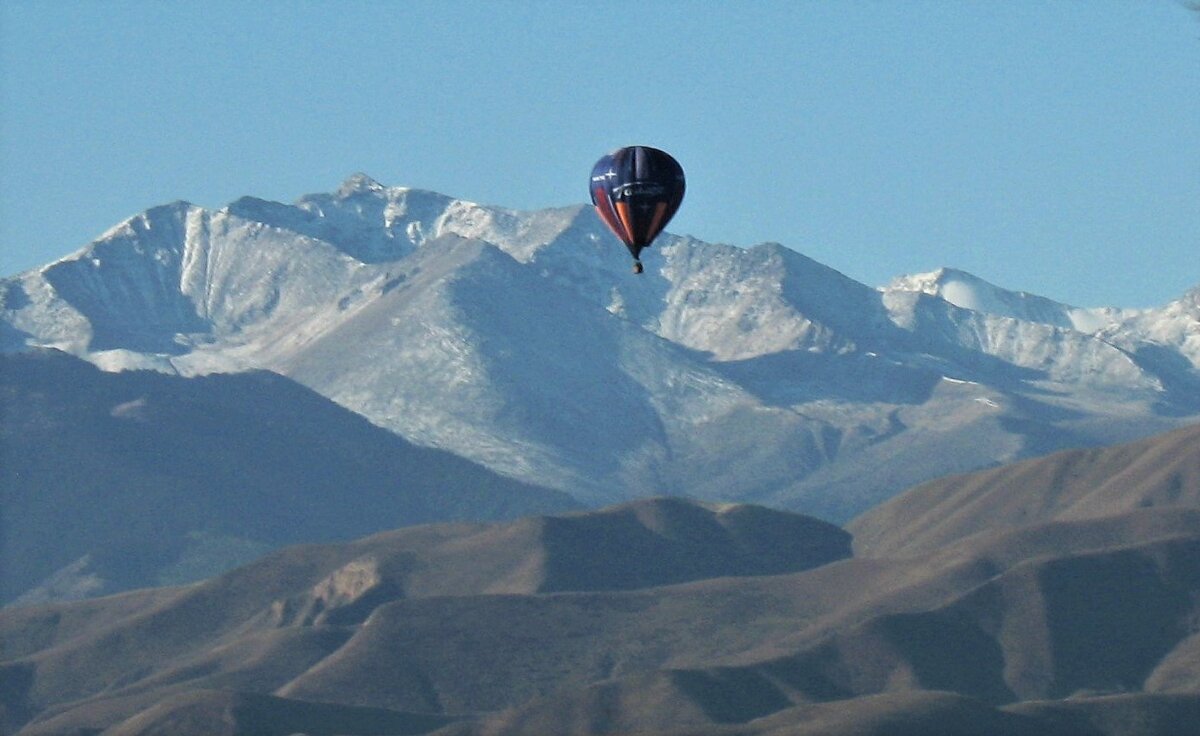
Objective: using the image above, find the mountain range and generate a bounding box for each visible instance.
[3,422,1200,734]
[4,174,1199,523]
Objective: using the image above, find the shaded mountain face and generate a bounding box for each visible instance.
[0,349,578,605]
[2,490,1199,736]
[3,175,1199,519]
[848,421,1200,557]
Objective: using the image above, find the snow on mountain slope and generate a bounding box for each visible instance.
[1103,286,1200,367]
[880,289,1152,389]
[275,236,753,500]
[887,267,1132,333]
[650,241,879,360]
[3,175,1197,519]
[884,267,1200,397]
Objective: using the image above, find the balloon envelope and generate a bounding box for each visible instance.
[589,146,685,262]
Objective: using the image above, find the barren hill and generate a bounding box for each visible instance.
[4,488,1200,735]
[848,421,1200,556]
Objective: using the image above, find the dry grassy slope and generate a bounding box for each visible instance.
[0,498,850,734]
[99,689,457,736]
[62,688,1200,736]
[5,459,1200,735]
[422,524,1200,736]
[9,510,1198,733]
[1148,632,1200,692]
[448,690,1088,736]
[1005,693,1200,736]
[781,535,1200,702]
[847,422,1200,557]
[0,541,360,732]
[481,530,1194,713]
[224,513,1200,715]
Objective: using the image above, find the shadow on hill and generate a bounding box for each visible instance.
[713,349,943,406]
[1,349,579,604]
[537,498,851,592]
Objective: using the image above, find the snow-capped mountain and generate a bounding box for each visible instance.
[4,175,1198,519]
[886,267,1134,333]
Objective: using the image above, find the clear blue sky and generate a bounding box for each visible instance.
[2,1,1197,308]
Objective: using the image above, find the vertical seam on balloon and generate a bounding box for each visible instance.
[645,202,669,246]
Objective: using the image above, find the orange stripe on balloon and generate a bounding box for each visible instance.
[614,200,637,246]
[593,188,625,241]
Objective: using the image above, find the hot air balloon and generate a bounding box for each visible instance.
[589,146,685,274]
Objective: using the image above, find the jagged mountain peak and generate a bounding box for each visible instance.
[335,172,387,197]
[1163,283,1200,314]
[64,200,198,264]
[890,265,994,290]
